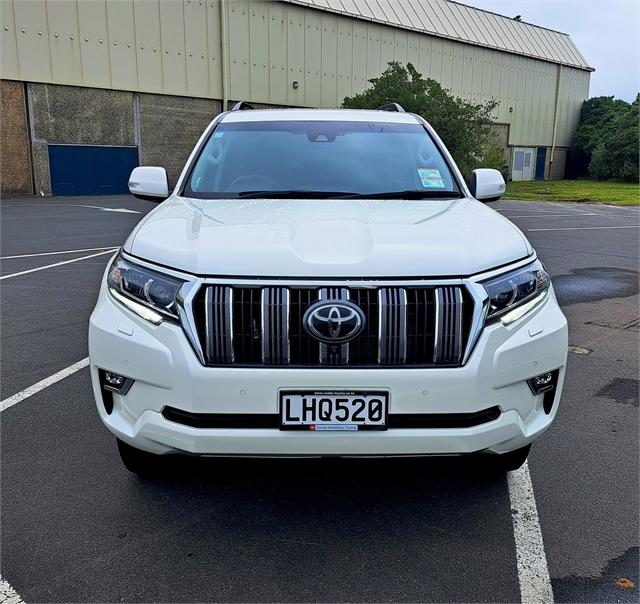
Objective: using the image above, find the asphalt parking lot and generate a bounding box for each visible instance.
[1,195,638,603]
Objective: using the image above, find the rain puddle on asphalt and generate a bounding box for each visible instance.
[553,267,639,306]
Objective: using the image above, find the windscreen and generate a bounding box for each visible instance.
[183,120,459,198]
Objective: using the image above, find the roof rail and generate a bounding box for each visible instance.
[230,101,256,111]
[377,102,405,112]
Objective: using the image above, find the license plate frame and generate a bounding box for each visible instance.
[279,390,389,431]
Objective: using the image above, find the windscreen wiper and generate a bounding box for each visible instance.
[337,190,463,200]
[235,189,357,199]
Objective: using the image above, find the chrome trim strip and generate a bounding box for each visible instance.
[262,287,290,365]
[399,288,408,364]
[205,286,213,363]
[433,288,442,364]
[283,287,291,364]
[176,280,206,364]
[261,288,269,364]
[454,287,463,363]
[226,287,234,363]
[462,282,489,365]
[377,288,384,364]
[343,288,350,364]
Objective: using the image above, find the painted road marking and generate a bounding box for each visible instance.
[1,246,119,259]
[71,204,141,214]
[497,205,602,216]
[528,225,639,232]
[0,576,24,604]
[501,212,599,218]
[0,249,117,281]
[508,461,554,604]
[0,358,89,413]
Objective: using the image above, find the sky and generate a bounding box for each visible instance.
[462,0,639,101]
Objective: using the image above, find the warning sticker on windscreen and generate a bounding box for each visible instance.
[418,168,446,189]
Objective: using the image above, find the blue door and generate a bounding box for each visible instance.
[535,147,547,180]
[49,145,138,196]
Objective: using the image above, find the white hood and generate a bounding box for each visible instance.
[124,196,532,277]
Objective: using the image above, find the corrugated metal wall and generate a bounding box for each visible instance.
[0,0,590,147]
[284,0,592,70]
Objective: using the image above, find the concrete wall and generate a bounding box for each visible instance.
[30,83,135,145]
[139,94,221,186]
[1,80,33,196]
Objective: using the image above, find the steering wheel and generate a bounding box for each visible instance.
[226,175,279,192]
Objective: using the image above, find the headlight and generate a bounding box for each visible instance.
[482,260,550,324]
[107,254,184,323]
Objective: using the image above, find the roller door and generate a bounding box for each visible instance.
[48,145,138,196]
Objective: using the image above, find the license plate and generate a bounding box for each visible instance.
[279,391,388,431]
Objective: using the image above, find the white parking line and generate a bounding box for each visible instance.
[1,246,119,259]
[71,204,141,214]
[0,358,89,413]
[0,576,24,604]
[528,225,639,232]
[497,205,604,216]
[0,249,116,280]
[501,213,599,219]
[508,461,554,603]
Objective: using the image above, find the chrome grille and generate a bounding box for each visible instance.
[192,284,473,367]
[378,287,408,365]
[203,285,233,364]
[262,287,290,365]
[434,286,464,364]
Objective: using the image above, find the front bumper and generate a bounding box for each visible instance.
[89,282,568,457]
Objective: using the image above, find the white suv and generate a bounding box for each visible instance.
[89,103,568,475]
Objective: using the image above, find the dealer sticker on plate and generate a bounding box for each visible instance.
[279,390,388,431]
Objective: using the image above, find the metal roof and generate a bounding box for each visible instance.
[281,0,593,71]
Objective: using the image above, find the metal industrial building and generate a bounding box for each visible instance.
[0,0,593,196]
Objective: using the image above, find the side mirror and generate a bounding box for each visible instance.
[469,168,506,202]
[128,166,169,202]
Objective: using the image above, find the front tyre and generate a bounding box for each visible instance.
[116,438,163,475]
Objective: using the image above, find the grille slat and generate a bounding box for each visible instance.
[202,285,233,364]
[196,284,471,367]
[434,286,464,365]
[261,287,290,365]
[378,287,408,364]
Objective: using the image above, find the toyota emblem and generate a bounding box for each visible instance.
[303,300,365,344]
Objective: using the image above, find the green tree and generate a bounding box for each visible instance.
[572,94,639,182]
[573,96,629,156]
[342,62,502,179]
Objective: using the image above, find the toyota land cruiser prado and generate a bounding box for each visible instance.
[89,103,568,475]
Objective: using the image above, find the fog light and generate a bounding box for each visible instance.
[527,369,560,415]
[527,370,557,395]
[533,372,553,388]
[105,372,125,388]
[100,369,134,395]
